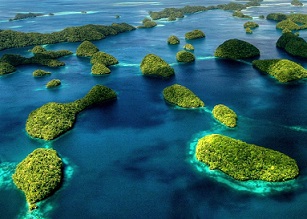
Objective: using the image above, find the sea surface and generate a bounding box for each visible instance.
[0,0,307,218]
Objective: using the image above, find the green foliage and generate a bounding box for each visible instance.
[185,29,205,40]
[244,21,259,29]
[46,79,61,88]
[90,51,118,66]
[140,54,175,78]
[167,35,180,45]
[245,27,253,34]
[163,84,204,108]
[196,134,299,182]
[12,148,62,210]
[176,50,195,62]
[149,6,207,20]
[183,43,194,51]
[0,62,16,75]
[9,12,44,21]
[214,39,260,59]
[232,11,252,19]
[252,59,307,83]
[212,104,237,127]
[26,85,117,140]
[138,18,157,28]
[76,41,99,57]
[0,23,135,50]
[33,69,51,77]
[266,13,287,21]
[91,63,111,75]
[276,19,301,31]
[291,0,303,6]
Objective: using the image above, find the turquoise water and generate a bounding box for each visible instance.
[1,1,307,218]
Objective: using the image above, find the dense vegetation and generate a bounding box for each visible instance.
[138,18,157,28]
[46,79,61,88]
[291,0,303,6]
[33,69,51,77]
[266,13,307,31]
[212,104,237,128]
[90,51,119,66]
[0,46,72,74]
[163,84,204,108]
[76,41,99,57]
[167,35,180,45]
[26,85,117,140]
[140,54,175,78]
[176,50,195,63]
[149,1,261,21]
[9,12,44,21]
[185,29,205,40]
[252,59,307,83]
[12,148,63,210]
[196,134,299,182]
[244,21,259,29]
[214,39,260,59]
[183,43,194,51]
[232,11,252,19]
[276,32,307,58]
[91,63,111,75]
[0,23,135,51]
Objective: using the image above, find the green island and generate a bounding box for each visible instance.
[0,23,135,51]
[90,51,119,66]
[291,0,303,6]
[0,46,72,75]
[183,43,194,51]
[167,35,180,45]
[232,11,252,19]
[91,63,111,75]
[26,85,117,140]
[185,29,205,40]
[163,84,204,108]
[138,18,157,28]
[266,13,307,31]
[244,21,259,29]
[214,39,260,59]
[33,69,51,77]
[276,32,307,58]
[76,41,99,57]
[195,134,299,182]
[149,2,261,21]
[176,50,195,63]
[12,148,63,210]
[140,54,175,78]
[9,12,44,21]
[46,79,61,88]
[252,59,307,83]
[212,104,237,128]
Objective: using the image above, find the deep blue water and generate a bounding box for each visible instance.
[1,1,307,218]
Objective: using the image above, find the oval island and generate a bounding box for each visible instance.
[212,104,237,127]
[185,29,205,40]
[90,51,118,66]
[26,85,117,140]
[176,50,195,63]
[46,79,61,88]
[167,35,180,45]
[214,39,260,59]
[76,41,99,57]
[33,69,51,77]
[196,134,299,182]
[163,84,204,108]
[12,148,63,210]
[252,59,307,83]
[140,54,175,78]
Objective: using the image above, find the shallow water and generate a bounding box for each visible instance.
[0,0,307,218]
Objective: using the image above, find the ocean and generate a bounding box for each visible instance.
[0,0,307,218]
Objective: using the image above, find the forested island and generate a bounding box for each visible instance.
[26,85,117,140]
[196,134,299,182]
[212,104,237,128]
[0,23,135,51]
[140,54,174,78]
[12,148,63,210]
[276,32,307,58]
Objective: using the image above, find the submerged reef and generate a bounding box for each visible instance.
[163,84,204,108]
[196,134,299,182]
[12,148,63,210]
[212,104,237,128]
[140,54,175,78]
[252,59,307,82]
[26,85,117,140]
[214,39,260,59]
